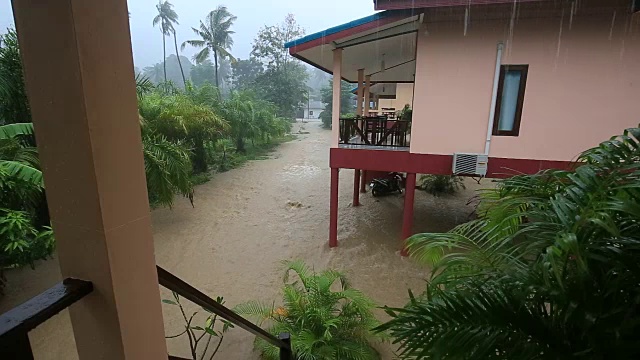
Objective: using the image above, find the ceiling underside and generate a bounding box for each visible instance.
[292,15,419,83]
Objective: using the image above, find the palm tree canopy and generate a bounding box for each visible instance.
[377,126,640,359]
[153,0,179,35]
[181,5,237,63]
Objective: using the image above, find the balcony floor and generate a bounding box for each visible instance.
[338,143,410,151]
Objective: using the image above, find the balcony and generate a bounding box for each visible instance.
[338,117,410,151]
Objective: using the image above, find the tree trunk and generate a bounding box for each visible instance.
[173,32,186,87]
[162,34,167,83]
[213,48,219,90]
[235,136,245,153]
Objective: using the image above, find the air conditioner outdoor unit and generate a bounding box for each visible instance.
[452,153,488,176]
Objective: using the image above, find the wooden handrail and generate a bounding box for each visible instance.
[0,268,291,359]
[156,266,291,352]
[0,278,93,358]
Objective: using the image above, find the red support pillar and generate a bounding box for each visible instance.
[353,169,361,206]
[401,173,417,256]
[329,168,339,247]
[360,170,367,193]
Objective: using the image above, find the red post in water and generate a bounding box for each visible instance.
[329,167,339,247]
[353,169,361,206]
[401,173,417,256]
[360,170,367,193]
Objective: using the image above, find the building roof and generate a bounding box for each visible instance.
[285,10,420,83]
[373,0,548,11]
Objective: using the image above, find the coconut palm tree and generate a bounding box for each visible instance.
[182,5,237,90]
[378,126,640,359]
[153,0,186,86]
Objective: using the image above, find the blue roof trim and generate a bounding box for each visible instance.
[284,11,391,49]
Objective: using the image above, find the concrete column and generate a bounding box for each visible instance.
[12,0,167,359]
[331,48,343,148]
[364,75,371,117]
[353,169,361,207]
[329,168,340,247]
[356,69,364,116]
[401,173,417,257]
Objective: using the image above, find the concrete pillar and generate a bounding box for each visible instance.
[356,69,364,116]
[401,173,417,256]
[353,169,361,207]
[12,0,168,359]
[364,75,371,117]
[331,49,343,148]
[329,168,340,247]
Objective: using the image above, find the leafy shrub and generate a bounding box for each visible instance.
[139,92,228,173]
[235,260,383,360]
[377,127,640,359]
[397,104,412,122]
[416,175,465,196]
[0,209,54,269]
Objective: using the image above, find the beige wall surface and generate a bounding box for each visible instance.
[410,0,639,161]
[377,83,415,113]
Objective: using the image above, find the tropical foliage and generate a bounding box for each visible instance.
[183,5,237,90]
[0,123,53,290]
[235,260,383,360]
[0,28,30,124]
[377,127,640,359]
[319,80,356,129]
[251,15,309,118]
[416,175,465,196]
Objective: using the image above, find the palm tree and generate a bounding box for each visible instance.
[377,126,640,359]
[182,5,237,90]
[153,0,186,86]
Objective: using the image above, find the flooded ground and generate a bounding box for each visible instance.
[0,120,483,359]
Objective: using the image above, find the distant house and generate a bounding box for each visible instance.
[285,0,640,253]
[302,100,325,119]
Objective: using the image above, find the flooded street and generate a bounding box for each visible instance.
[0,121,482,359]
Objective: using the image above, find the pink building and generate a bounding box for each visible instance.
[285,0,640,253]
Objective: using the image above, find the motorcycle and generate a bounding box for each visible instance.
[370,172,404,197]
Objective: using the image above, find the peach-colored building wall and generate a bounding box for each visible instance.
[376,83,414,114]
[410,0,639,161]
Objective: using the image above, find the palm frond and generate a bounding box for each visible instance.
[0,123,34,139]
[0,160,43,187]
[382,126,640,359]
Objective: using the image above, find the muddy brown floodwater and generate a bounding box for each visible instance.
[0,120,484,359]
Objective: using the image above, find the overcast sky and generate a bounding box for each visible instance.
[0,0,375,68]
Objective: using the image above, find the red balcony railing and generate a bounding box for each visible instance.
[339,117,410,147]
